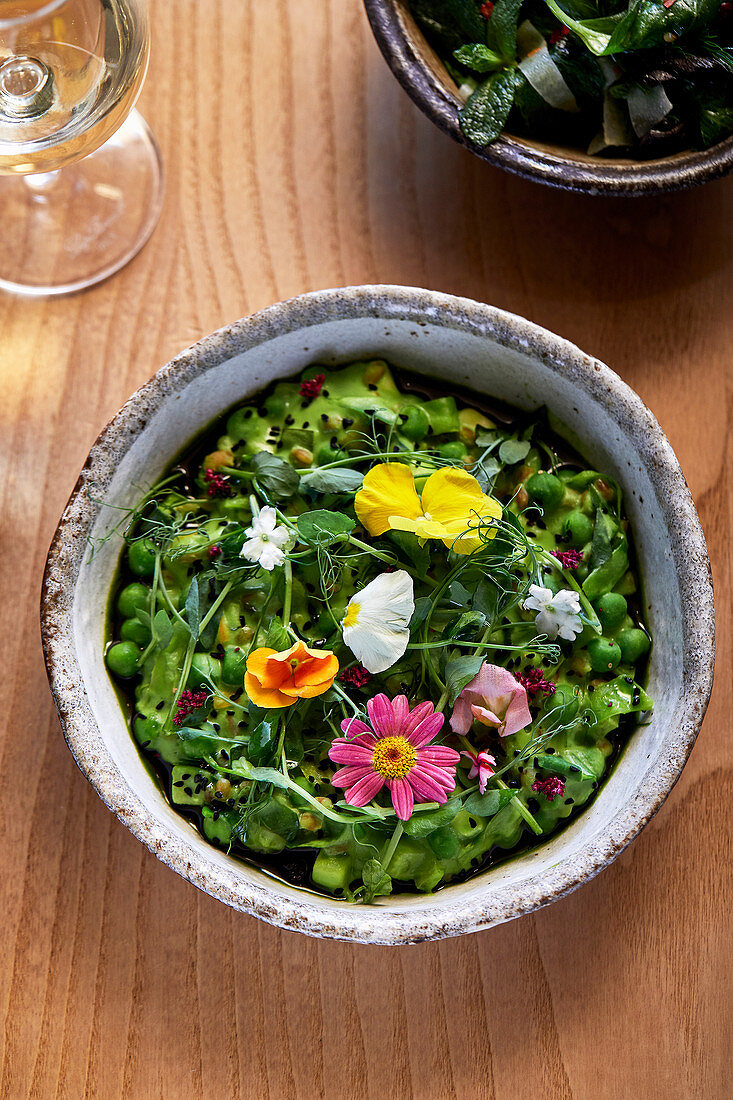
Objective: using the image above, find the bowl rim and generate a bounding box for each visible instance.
[41,284,715,944]
[363,0,733,196]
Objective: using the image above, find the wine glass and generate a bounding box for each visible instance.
[0,0,163,296]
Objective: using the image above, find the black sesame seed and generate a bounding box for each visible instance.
[155,700,165,710]
[342,417,354,428]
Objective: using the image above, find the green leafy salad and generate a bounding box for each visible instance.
[410,0,733,156]
[104,360,653,902]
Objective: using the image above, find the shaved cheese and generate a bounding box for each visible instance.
[517,21,579,113]
[626,85,673,139]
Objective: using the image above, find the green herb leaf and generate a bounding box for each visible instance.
[361,858,393,902]
[185,575,201,639]
[410,596,433,633]
[402,798,461,837]
[153,609,173,651]
[453,42,504,72]
[251,452,300,498]
[459,69,521,146]
[486,0,524,61]
[463,788,516,817]
[445,653,485,704]
[297,509,355,547]
[499,438,532,465]
[265,616,291,651]
[606,0,720,53]
[300,467,365,494]
[248,716,280,765]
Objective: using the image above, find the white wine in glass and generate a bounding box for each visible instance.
[0,0,163,295]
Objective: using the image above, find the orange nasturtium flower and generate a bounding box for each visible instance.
[354,463,502,555]
[244,640,339,709]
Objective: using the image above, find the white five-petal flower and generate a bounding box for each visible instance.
[523,584,583,641]
[240,506,290,571]
[341,570,415,674]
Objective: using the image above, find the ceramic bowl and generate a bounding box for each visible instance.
[364,0,733,195]
[41,285,714,944]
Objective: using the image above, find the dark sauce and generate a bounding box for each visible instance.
[109,363,651,899]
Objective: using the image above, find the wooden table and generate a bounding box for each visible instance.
[1,3,730,1096]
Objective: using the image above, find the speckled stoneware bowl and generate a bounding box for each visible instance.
[41,285,714,944]
[364,0,733,195]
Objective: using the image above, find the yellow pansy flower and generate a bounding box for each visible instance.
[354,463,502,555]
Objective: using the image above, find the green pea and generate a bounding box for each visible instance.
[594,592,627,633]
[120,617,151,645]
[116,582,149,619]
[106,641,141,679]
[587,638,622,673]
[398,406,430,441]
[526,472,564,513]
[221,645,246,686]
[436,440,468,461]
[563,510,594,548]
[187,653,220,690]
[128,538,157,577]
[616,628,650,664]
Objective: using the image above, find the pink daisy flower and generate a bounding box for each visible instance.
[328,693,460,821]
[461,749,497,794]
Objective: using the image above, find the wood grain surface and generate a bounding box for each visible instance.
[1,2,731,1097]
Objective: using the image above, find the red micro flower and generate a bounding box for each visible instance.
[480,1,494,17]
[299,373,325,401]
[173,689,210,727]
[339,664,373,689]
[208,544,223,560]
[552,549,583,570]
[204,468,232,498]
[515,668,556,697]
[532,776,566,802]
[549,26,570,45]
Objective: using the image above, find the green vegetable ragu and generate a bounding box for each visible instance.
[409,0,733,158]
[101,360,653,903]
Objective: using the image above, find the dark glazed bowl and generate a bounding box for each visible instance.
[364,0,733,195]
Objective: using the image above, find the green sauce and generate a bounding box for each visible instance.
[106,360,652,902]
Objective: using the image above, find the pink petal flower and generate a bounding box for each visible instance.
[327,694,460,820]
[367,693,395,737]
[339,717,373,739]
[328,742,375,766]
[343,771,385,806]
[388,777,414,820]
[450,663,532,738]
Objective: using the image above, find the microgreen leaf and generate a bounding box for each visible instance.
[251,452,300,498]
[297,510,355,546]
[445,653,485,704]
[185,576,201,639]
[499,438,532,465]
[463,788,516,817]
[248,716,280,765]
[361,858,393,902]
[153,609,173,651]
[300,467,364,493]
[402,798,461,837]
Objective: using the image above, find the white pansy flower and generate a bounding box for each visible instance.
[240,506,290,571]
[341,570,415,674]
[523,584,583,641]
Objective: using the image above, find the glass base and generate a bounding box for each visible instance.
[0,109,163,297]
